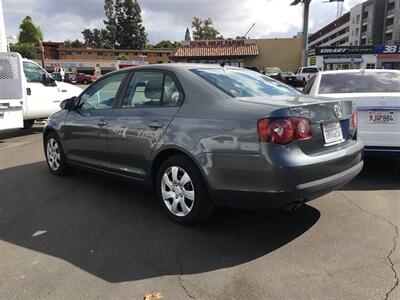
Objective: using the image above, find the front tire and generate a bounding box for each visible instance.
[23,120,35,129]
[156,155,215,225]
[45,132,69,176]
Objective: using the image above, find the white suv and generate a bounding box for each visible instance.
[294,66,319,86]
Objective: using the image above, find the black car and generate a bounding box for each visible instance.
[277,72,299,86]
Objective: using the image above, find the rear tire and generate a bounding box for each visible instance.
[45,132,70,176]
[23,120,35,129]
[156,155,215,225]
[83,79,88,85]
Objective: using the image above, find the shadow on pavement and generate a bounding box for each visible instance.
[0,125,43,141]
[0,162,320,283]
[341,156,400,191]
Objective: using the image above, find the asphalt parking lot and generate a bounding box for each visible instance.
[1,126,400,300]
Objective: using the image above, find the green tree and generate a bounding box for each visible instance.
[64,39,84,48]
[185,28,191,41]
[10,43,38,59]
[104,0,117,47]
[154,40,181,48]
[18,16,43,45]
[191,17,223,40]
[11,16,42,59]
[115,0,147,49]
[81,28,111,48]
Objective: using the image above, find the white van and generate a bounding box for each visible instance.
[0,52,82,130]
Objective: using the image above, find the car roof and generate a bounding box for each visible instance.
[319,69,400,75]
[118,63,244,72]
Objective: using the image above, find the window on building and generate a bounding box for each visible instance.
[134,52,138,55]
[356,14,360,24]
[98,51,103,56]
[77,51,82,55]
[158,53,163,57]
[366,64,376,69]
[142,52,147,56]
[88,51,92,55]
[66,51,72,56]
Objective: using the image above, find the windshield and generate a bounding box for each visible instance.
[319,72,400,94]
[192,68,301,98]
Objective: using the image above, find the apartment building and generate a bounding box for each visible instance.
[308,12,350,49]
[384,0,400,44]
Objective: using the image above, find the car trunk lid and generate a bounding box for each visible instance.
[319,93,400,147]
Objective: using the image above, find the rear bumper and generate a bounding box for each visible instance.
[198,140,364,209]
[211,161,363,209]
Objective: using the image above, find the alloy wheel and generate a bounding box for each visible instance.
[161,166,195,217]
[46,138,61,171]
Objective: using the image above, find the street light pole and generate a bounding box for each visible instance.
[301,0,311,67]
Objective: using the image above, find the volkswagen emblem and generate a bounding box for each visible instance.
[333,104,343,118]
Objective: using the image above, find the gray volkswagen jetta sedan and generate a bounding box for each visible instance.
[43,64,363,224]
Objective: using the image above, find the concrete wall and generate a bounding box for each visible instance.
[245,37,302,72]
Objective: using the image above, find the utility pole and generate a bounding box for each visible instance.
[291,0,311,67]
[290,0,345,67]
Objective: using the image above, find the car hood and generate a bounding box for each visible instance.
[57,82,83,100]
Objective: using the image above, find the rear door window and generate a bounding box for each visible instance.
[122,71,183,108]
[303,67,319,74]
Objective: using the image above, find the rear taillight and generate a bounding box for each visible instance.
[352,111,358,129]
[257,117,312,144]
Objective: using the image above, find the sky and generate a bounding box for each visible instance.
[2,0,366,44]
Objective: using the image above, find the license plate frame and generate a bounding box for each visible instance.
[368,110,396,124]
[322,122,344,145]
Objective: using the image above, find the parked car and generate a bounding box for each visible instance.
[76,73,98,84]
[51,72,62,82]
[64,72,77,84]
[304,69,400,154]
[43,64,363,224]
[244,66,260,72]
[0,52,82,130]
[276,72,299,86]
[264,67,281,79]
[294,66,319,86]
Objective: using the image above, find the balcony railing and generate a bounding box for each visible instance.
[387,10,395,18]
[386,25,394,32]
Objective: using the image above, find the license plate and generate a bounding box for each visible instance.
[322,122,344,145]
[368,110,396,124]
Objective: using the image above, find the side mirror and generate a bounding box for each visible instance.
[60,97,77,110]
[43,74,56,86]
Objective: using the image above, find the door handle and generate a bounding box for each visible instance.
[148,120,163,129]
[97,119,108,127]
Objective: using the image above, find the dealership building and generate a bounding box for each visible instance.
[310,45,400,70]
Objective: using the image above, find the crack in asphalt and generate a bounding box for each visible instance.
[176,231,198,300]
[338,192,399,300]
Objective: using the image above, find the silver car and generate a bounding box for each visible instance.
[43,64,363,224]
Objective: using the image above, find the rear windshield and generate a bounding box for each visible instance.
[303,68,319,73]
[192,68,301,98]
[319,72,400,94]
